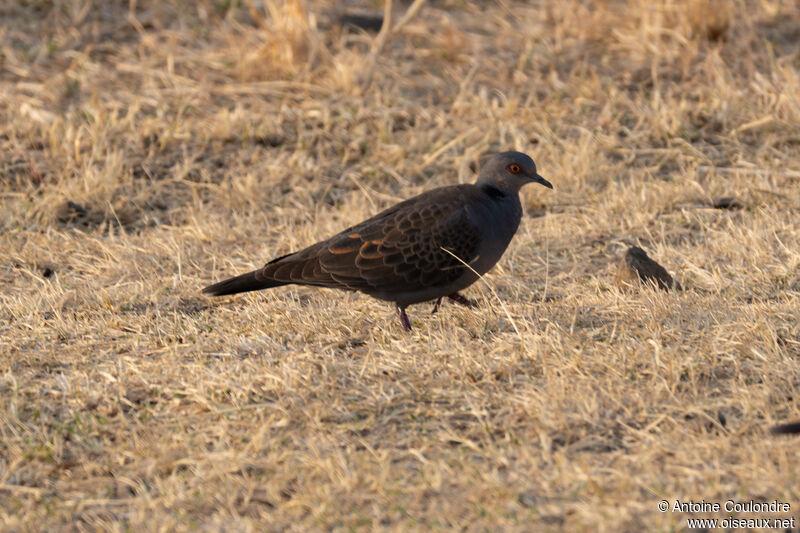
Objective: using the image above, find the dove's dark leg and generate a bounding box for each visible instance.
[397,305,413,332]
[431,298,442,315]
[448,292,476,308]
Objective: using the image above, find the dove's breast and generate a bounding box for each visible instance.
[466,191,523,276]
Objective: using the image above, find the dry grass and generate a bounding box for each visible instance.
[2,0,800,530]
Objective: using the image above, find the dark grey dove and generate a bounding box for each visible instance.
[203,151,552,331]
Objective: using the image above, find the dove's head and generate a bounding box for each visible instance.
[475,151,552,194]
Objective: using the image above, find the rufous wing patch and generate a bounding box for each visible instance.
[329,246,356,255]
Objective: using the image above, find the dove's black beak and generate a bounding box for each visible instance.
[532,173,553,189]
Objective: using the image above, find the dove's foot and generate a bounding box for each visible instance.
[432,293,475,314]
[448,292,476,308]
[397,305,413,332]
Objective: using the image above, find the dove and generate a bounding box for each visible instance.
[203,151,552,331]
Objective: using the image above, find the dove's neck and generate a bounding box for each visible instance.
[477,183,523,237]
[465,184,522,276]
[480,183,507,199]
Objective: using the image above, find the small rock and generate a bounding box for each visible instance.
[57,200,89,223]
[338,13,384,32]
[253,133,285,147]
[66,201,87,215]
[518,491,539,508]
[124,385,153,406]
[615,246,679,291]
[712,197,742,209]
[141,133,159,149]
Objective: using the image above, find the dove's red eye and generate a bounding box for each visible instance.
[508,164,521,174]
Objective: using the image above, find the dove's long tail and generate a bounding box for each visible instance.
[202,269,288,296]
[771,421,800,435]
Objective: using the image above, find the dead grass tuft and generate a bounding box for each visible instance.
[238,0,320,81]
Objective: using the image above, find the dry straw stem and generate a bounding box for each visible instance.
[360,0,429,91]
[2,0,800,531]
[440,246,523,340]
